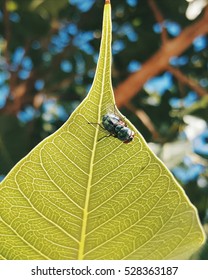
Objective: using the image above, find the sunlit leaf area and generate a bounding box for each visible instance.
[0,0,208,259]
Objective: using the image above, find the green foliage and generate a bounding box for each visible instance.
[29,0,69,18]
[0,3,205,260]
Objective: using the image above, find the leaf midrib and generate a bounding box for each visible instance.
[77,5,110,260]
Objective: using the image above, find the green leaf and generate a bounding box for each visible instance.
[0,2,205,260]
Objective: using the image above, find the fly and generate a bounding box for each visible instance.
[88,107,135,144]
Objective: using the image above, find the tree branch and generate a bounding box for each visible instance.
[167,65,208,97]
[148,1,208,97]
[0,71,37,115]
[115,5,208,108]
[148,0,168,43]
[126,103,159,139]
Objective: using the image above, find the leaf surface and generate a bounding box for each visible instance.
[0,2,205,260]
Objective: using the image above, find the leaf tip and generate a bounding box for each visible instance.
[105,0,111,4]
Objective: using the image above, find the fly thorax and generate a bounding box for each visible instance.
[102,114,120,133]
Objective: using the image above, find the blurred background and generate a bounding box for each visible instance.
[0,0,207,258]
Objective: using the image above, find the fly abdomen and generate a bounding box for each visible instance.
[115,125,130,140]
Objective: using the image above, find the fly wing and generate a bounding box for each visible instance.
[106,103,115,115]
[106,103,124,119]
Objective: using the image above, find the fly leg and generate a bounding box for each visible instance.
[87,122,105,131]
[88,122,111,141]
[97,133,113,142]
